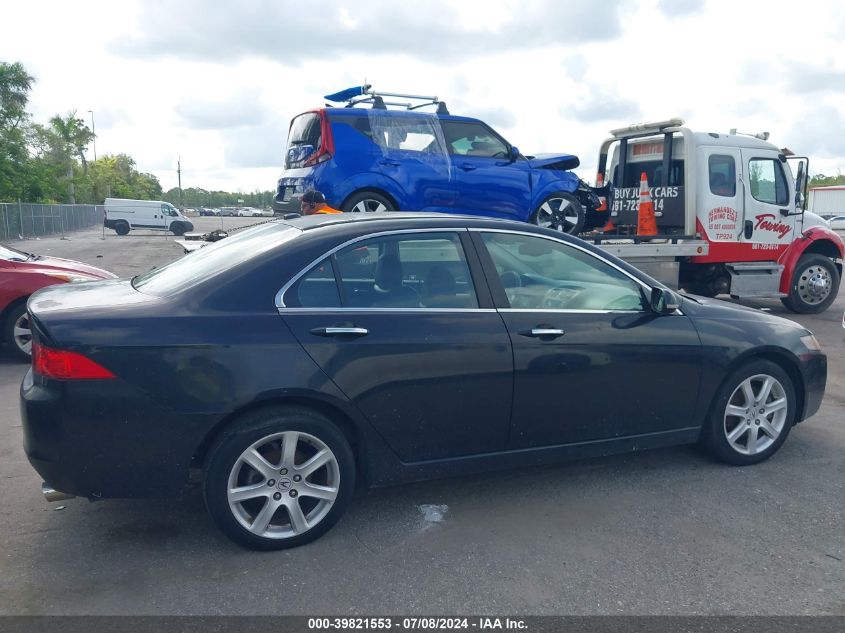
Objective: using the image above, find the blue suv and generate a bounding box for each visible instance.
[273,88,604,234]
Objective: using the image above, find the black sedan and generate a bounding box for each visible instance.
[21,213,827,549]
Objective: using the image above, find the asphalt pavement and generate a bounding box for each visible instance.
[0,220,843,615]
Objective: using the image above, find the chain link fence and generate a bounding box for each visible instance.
[0,203,103,242]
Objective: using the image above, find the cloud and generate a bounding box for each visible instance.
[784,104,845,158]
[110,0,625,65]
[175,96,270,130]
[783,62,845,93]
[457,107,517,130]
[567,87,640,123]
[657,0,706,16]
[222,120,288,169]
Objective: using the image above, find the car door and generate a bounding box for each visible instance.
[699,147,742,244]
[740,151,796,247]
[279,229,513,462]
[472,230,703,448]
[440,120,532,219]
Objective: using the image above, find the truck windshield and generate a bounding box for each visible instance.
[133,223,300,296]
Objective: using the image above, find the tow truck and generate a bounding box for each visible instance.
[589,118,844,313]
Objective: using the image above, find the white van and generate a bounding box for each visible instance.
[103,198,194,236]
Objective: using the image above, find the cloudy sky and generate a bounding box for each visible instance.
[2,0,844,193]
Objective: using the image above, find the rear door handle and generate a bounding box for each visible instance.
[378,159,401,167]
[309,326,369,338]
[459,163,477,171]
[518,328,566,339]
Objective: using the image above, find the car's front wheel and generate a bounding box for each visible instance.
[3,302,32,362]
[203,406,355,550]
[531,193,585,235]
[703,360,796,465]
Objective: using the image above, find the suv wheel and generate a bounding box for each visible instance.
[342,191,396,214]
[532,193,585,235]
[204,406,355,550]
[3,303,32,362]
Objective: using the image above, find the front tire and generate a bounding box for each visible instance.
[170,222,186,236]
[342,191,396,213]
[203,406,355,550]
[531,192,585,235]
[780,254,839,314]
[3,302,32,362]
[702,360,796,466]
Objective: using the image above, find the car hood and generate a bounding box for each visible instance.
[680,294,806,331]
[526,153,581,171]
[17,255,116,279]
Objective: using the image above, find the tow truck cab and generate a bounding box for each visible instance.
[595,119,844,313]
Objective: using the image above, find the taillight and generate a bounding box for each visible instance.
[32,343,116,380]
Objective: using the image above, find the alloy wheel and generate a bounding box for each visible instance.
[13,311,32,357]
[351,198,388,213]
[723,374,788,456]
[226,431,340,539]
[536,197,581,233]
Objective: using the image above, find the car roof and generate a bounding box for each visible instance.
[278,211,531,232]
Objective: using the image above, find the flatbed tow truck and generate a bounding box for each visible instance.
[589,118,843,313]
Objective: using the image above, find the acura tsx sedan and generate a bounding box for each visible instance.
[21,213,826,549]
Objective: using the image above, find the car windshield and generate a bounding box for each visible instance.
[0,244,30,261]
[133,222,300,296]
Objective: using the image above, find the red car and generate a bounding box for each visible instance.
[1,243,116,361]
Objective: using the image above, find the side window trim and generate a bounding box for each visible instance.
[469,228,657,313]
[277,228,486,311]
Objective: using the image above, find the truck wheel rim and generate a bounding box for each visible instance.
[227,431,340,539]
[352,199,387,213]
[13,312,32,356]
[797,265,832,305]
[723,373,787,456]
[537,198,579,233]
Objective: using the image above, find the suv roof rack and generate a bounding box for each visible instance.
[323,85,449,114]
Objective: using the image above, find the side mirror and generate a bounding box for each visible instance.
[508,146,520,162]
[794,160,807,210]
[650,287,680,315]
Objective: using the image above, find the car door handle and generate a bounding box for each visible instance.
[378,159,401,167]
[519,328,566,339]
[459,163,477,171]
[309,326,369,338]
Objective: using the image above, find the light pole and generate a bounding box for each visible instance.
[87,110,97,162]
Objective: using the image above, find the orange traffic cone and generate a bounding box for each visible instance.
[595,172,615,233]
[636,172,658,236]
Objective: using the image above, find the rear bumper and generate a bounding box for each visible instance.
[20,369,201,499]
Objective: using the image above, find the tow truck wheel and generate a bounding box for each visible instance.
[532,193,585,236]
[780,254,839,314]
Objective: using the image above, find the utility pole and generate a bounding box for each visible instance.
[87,110,97,161]
[177,156,182,209]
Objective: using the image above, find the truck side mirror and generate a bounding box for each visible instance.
[795,160,807,210]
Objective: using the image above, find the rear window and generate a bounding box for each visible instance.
[133,223,300,296]
[613,159,684,188]
[286,113,322,168]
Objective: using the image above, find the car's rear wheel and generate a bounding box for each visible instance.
[203,406,355,550]
[703,360,795,465]
[114,221,130,236]
[3,303,32,362]
[780,254,839,314]
[342,191,396,214]
[531,193,585,235]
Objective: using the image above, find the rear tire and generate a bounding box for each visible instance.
[531,192,585,235]
[203,406,355,550]
[780,254,839,314]
[3,302,32,362]
[114,222,130,236]
[702,360,796,466]
[342,191,396,214]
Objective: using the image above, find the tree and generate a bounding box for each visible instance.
[0,61,35,202]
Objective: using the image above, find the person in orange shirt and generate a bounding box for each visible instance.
[300,190,342,215]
